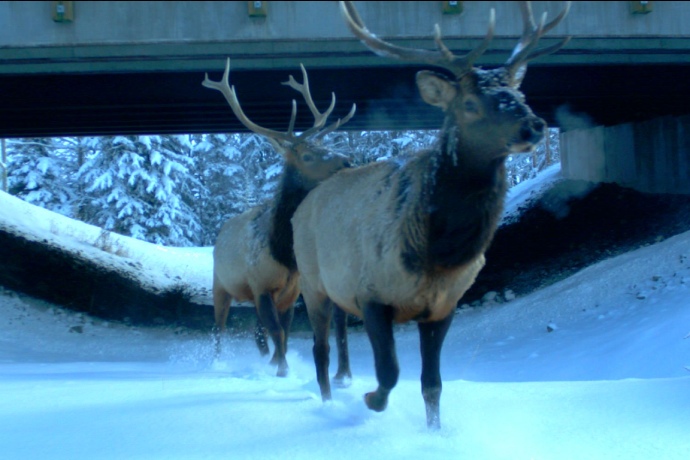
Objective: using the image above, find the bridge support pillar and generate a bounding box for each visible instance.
[561,115,690,194]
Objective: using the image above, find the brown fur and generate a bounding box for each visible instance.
[293,0,570,427]
[207,60,354,377]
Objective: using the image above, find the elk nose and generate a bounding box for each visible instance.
[343,160,352,168]
[519,118,546,144]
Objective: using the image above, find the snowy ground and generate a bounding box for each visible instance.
[1,166,689,459]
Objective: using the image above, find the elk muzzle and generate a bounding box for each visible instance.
[511,116,546,153]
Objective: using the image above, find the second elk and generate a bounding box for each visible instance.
[292,1,570,426]
[204,59,355,377]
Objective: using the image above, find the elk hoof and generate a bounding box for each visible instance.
[426,414,441,430]
[333,371,352,388]
[258,346,270,357]
[364,391,388,412]
[276,364,289,378]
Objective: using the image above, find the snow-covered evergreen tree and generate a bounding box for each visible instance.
[4,129,561,248]
[76,135,204,246]
[194,132,282,245]
[328,130,439,165]
[506,128,560,186]
[7,137,77,216]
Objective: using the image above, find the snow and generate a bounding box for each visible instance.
[1,166,690,459]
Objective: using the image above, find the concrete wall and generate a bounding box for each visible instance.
[3,1,689,46]
[561,116,690,194]
[2,2,690,74]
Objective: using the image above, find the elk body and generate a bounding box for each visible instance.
[292,1,570,427]
[205,60,355,377]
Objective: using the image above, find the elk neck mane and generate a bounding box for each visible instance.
[399,117,508,274]
[268,163,314,271]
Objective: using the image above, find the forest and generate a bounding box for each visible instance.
[1,129,559,247]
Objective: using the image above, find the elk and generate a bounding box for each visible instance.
[292,1,570,427]
[204,59,355,377]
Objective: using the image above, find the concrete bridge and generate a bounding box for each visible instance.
[1,1,690,137]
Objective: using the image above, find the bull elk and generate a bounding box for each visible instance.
[203,59,355,377]
[292,1,570,427]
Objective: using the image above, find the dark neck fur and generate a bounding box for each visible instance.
[269,165,311,271]
[408,123,508,273]
[426,124,507,269]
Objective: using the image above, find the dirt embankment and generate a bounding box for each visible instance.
[2,180,690,332]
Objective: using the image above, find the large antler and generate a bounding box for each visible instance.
[340,1,570,84]
[281,64,356,140]
[339,1,495,79]
[203,59,355,145]
[203,59,294,143]
[505,1,571,86]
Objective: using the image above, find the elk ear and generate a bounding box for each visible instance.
[416,71,457,110]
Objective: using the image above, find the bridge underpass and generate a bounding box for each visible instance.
[1,1,690,137]
[2,63,690,138]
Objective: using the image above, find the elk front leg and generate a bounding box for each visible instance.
[333,305,352,386]
[304,293,334,401]
[256,293,288,377]
[363,302,398,412]
[254,318,269,357]
[418,313,454,429]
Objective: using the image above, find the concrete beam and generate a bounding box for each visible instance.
[1,2,690,75]
[561,115,690,194]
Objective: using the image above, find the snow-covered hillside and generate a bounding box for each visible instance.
[0,165,689,459]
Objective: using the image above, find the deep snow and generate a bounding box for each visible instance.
[1,165,689,459]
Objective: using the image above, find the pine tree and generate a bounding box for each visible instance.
[195,132,282,246]
[76,135,204,246]
[7,137,77,216]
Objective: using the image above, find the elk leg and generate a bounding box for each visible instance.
[363,302,398,412]
[254,318,269,357]
[212,278,232,358]
[418,313,454,430]
[305,293,334,401]
[333,305,352,386]
[256,293,288,377]
[278,305,295,353]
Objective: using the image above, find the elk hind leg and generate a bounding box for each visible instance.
[363,302,398,412]
[333,305,352,387]
[212,278,232,357]
[256,293,288,377]
[304,292,334,401]
[418,313,454,430]
[278,304,295,354]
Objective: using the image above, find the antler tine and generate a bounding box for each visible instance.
[541,1,572,35]
[314,103,357,140]
[340,3,435,64]
[505,2,571,83]
[203,58,293,142]
[286,99,297,137]
[340,1,493,79]
[282,64,336,132]
[433,9,495,78]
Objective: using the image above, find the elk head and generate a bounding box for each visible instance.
[203,59,356,188]
[341,1,570,161]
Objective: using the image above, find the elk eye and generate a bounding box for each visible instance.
[464,98,480,114]
[302,154,314,162]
